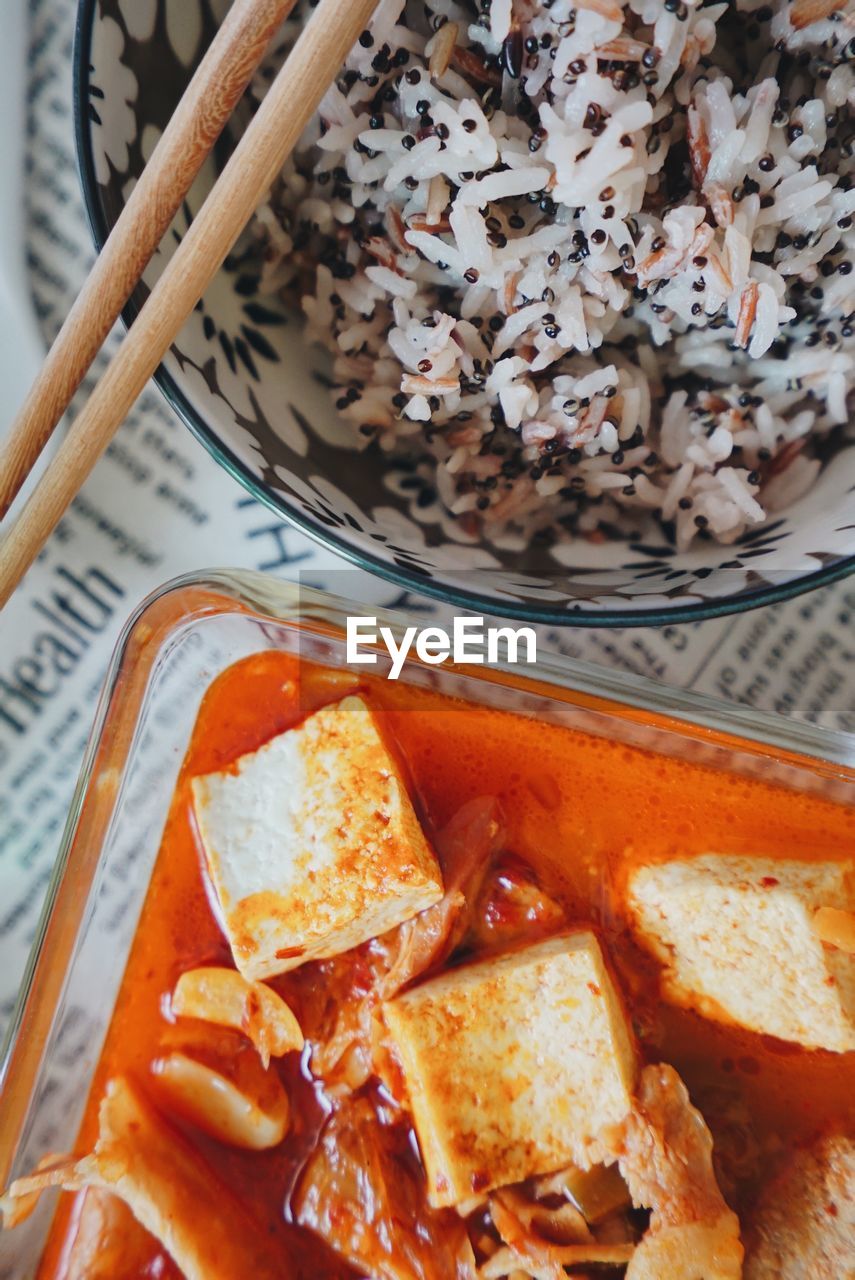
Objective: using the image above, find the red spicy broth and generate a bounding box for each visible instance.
[36,651,855,1277]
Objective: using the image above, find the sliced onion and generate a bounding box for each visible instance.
[172,967,304,1067]
[151,1051,289,1150]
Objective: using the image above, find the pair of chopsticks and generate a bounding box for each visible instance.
[0,0,379,609]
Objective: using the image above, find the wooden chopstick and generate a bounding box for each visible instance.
[0,0,299,522]
[0,0,379,608]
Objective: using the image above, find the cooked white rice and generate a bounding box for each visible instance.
[248,0,855,552]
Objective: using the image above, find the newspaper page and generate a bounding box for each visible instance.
[0,0,853,1028]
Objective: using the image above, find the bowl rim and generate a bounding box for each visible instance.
[72,0,855,627]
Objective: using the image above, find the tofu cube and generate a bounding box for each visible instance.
[628,855,855,1053]
[383,930,637,1207]
[191,696,443,981]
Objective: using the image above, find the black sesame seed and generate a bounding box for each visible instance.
[358,30,374,47]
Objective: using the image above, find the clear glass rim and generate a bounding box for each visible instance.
[179,568,855,764]
[1,565,853,1188]
[71,0,855,629]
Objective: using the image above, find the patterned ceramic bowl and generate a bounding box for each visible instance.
[72,0,855,625]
